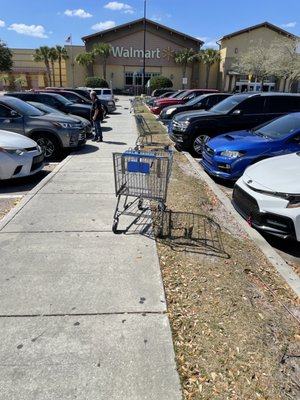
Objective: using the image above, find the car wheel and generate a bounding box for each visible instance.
[190,133,211,157]
[32,133,61,159]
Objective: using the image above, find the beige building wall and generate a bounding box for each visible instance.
[1,48,68,89]
[219,25,296,92]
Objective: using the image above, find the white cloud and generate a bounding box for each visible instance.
[0,20,5,28]
[8,23,48,38]
[198,37,209,42]
[202,41,219,49]
[64,9,92,18]
[150,16,162,22]
[91,21,116,31]
[104,2,133,13]
[281,21,296,28]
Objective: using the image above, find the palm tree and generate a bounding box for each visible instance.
[173,48,196,88]
[55,45,69,86]
[198,49,220,88]
[92,42,112,80]
[33,46,52,86]
[49,47,58,86]
[75,52,95,76]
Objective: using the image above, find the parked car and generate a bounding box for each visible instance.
[151,88,175,97]
[232,152,300,241]
[159,93,232,122]
[0,96,86,159]
[150,89,218,115]
[27,101,93,138]
[43,88,116,114]
[5,92,92,121]
[46,87,91,100]
[169,92,300,157]
[146,91,177,107]
[200,112,300,180]
[0,129,44,180]
[78,87,114,101]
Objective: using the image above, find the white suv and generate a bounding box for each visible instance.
[82,87,114,101]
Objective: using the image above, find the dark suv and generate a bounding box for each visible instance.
[169,92,300,157]
[5,92,92,121]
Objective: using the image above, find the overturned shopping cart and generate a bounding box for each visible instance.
[112,149,173,236]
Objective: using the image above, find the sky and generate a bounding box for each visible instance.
[1,0,300,49]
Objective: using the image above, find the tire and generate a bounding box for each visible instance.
[189,133,211,158]
[32,132,61,160]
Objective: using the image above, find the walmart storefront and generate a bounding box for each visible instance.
[71,18,204,92]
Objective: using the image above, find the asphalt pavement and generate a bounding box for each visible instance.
[0,98,182,399]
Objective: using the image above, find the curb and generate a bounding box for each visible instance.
[184,152,300,298]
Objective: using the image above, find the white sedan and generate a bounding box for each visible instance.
[232,152,300,241]
[0,130,44,180]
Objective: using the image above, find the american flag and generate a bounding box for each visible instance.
[65,35,71,43]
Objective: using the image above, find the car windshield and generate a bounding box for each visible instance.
[51,94,73,106]
[175,90,190,99]
[185,94,207,106]
[209,94,250,113]
[28,101,63,115]
[253,113,300,139]
[5,97,45,116]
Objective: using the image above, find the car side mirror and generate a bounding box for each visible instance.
[231,109,242,116]
[10,110,20,118]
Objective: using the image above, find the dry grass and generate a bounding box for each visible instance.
[139,106,300,400]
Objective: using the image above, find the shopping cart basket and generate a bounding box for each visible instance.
[112,149,173,236]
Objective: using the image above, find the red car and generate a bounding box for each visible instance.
[150,89,218,115]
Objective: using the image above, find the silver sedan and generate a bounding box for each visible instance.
[0,130,44,180]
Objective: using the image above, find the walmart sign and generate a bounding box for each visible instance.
[111,46,161,59]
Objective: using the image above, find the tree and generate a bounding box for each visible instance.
[75,52,95,77]
[0,40,13,72]
[231,40,271,91]
[92,42,112,80]
[55,45,69,86]
[148,76,173,90]
[49,47,58,86]
[266,36,300,92]
[85,76,108,88]
[173,48,196,88]
[15,76,26,89]
[33,46,52,86]
[198,48,220,88]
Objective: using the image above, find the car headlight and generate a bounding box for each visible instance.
[165,108,176,115]
[52,122,78,128]
[176,121,190,131]
[0,147,26,155]
[220,150,245,158]
[108,101,114,105]
[286,195,300,208]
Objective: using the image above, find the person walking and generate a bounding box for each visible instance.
[90,91,103,142]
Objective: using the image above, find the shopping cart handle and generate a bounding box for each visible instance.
[122,152,158,159]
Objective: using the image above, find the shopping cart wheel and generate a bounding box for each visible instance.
[138,199,143,210]
[112,219,119,234]
[156,227,163,238]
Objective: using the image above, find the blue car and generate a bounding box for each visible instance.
[200,112,300,180]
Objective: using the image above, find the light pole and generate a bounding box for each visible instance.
[142,0,146,94]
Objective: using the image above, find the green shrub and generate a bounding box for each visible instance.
[148,76,173,90]
[85,76,108,88]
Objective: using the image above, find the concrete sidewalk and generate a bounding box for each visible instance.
[0,98,181,399]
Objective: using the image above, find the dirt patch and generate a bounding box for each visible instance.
[0,198,20,221]
[141,109,300,399]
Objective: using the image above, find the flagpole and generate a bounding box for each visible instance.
[70,34,75,87]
